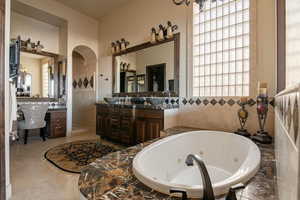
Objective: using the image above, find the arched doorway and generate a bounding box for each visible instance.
[72,46,97,133]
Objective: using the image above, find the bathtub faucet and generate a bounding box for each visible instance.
[185,154,215,200]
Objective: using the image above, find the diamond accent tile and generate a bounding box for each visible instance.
[72,80,77,89]
[293,96,299,143]
[182,98,188,105]
[287,97,292,132]
[211,99,217,106]
[219,99,226,106]
[83,77,89,88]
[227,99,235,106]
[170,99,176,105]
[196,98,202,105]
[248,98,256,107]
[89,76,94,88]
[189,98,195,105]
[203,99,209,106]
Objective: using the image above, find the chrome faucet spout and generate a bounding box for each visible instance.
[185,154,215,200]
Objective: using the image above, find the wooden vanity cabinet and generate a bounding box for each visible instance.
[96,105,110,138]
[46,110,67,138]
[96,104,164,145]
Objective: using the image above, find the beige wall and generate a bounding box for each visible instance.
[286,0,300,87]
[20,55,42,96]
[11,12,60,54]
[99,0,277,135]
[99,0,188,98]
[20,0,99,134]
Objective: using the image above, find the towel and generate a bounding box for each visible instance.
[9,81,18,140]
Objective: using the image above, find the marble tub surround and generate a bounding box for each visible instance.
[78,127,277,200]
[275,84,300,200]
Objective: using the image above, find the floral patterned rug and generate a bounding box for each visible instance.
[44,140,122,174]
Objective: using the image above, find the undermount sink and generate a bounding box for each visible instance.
[133,131,261,198]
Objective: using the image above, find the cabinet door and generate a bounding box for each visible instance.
[136,118,147,144]
[96,114,105,137]
[146,118,163,141]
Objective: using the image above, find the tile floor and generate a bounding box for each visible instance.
[10,130,98,200]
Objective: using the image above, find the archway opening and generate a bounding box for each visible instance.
[72,45,97,133]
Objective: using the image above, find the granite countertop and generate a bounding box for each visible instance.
[78,127,277,200]
[48,105,67,111]
[95,101,179,110]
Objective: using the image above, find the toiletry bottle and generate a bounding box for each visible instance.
[166,21,174,39]
[111,42,116,54]
[26,38,32,51]
[150,28,157,44]
[121,38,126,51]
[116,41,121,53]
[158,25,165,41]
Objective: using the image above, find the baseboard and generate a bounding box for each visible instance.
[6,183,11,200]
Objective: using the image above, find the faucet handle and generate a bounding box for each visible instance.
[225,183,245,200]
[170,189,188,200]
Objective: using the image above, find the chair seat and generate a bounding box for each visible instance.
[18,120,46,130]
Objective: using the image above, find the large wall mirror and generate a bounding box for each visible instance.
[16,44,67,99]
[113,33,180,97]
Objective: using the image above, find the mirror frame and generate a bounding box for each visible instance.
[112,33,180,97]
[19,40,63,98]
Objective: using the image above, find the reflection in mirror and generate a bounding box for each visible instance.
[17,52,55,98]
[114,41,175,94]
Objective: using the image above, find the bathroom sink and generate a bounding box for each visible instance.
[103,97,118,104]
[133,131,261,198]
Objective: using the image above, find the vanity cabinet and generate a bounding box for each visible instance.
[96,104,164,145]
[45,110,67,138]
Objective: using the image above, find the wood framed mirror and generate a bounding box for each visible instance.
[112,33,180,97]
[15,40,67,99]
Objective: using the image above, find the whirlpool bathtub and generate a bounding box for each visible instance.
[133,131,261,198]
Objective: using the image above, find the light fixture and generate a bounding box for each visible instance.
[173,0,221,10]
[172,0,191,6]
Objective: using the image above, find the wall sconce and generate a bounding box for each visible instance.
[173,0,223,10]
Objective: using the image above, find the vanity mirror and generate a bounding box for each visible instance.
[113,33,180,97]
[16,43,67,99]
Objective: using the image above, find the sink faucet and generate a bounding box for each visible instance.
[185,154,215,200]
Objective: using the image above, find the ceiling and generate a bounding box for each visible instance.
[54,0,130,20]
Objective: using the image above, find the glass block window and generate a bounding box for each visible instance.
[193,0,250,97]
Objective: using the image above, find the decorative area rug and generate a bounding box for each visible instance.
[44,140,121,174]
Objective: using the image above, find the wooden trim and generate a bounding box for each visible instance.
[112,33,180,97]
[0,0,6,198]
[277,0,286,92]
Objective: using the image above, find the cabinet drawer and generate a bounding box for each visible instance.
[51,111,66,119]
[121,109,133,117]
[135,110,163,119]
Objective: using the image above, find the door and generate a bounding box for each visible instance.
[146,118,163,141]
[136,118,146,144]
[0,0,6,198]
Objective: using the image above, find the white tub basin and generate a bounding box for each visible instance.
[133,131,261,198]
